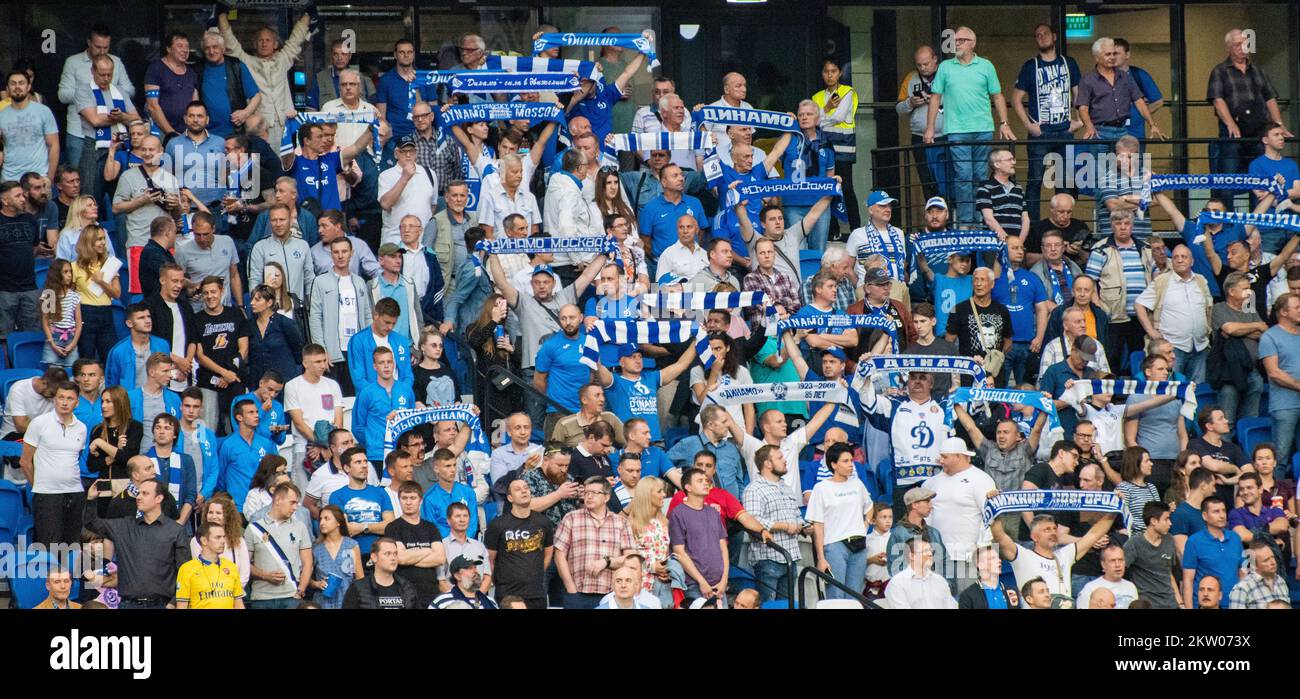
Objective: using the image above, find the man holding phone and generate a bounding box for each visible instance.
[76,55,140,210]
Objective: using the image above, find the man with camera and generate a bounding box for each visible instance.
[112,134,181,295]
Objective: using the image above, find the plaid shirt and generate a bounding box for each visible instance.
[744,267,802,323]
[1206,59,1278,124]
[802,274,858,313]
[554,507,635,594]
[1228,571,1289,609]
[412,131,440,174]
[742,477,803,565]
[433,141,466,198]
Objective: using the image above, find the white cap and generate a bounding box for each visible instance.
[939,436,975,457]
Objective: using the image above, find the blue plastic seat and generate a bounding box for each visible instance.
[1288,452,1300,480]
[8,549,80,609]
[1195,383,1218,412]
[1126,350,1144,377]
[0,368,43,407]
[1236,417,1272,459]
[0,481,23,546]
[799,249,821,282]
[6,331,47,369]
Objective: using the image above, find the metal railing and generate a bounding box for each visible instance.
[798,565,882,609]
[868,136,1289,234]
[440,330,572,433]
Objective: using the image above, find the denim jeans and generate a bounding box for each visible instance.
[945,131,993,225]
[78,304,118,363]
[0,289,41,338]
[1217,371,1264,435]
[42,338,79,369]
[1210,124,1263,210]
[1173,347,1208,386]
[1003,340,1037,387]
[65,133,84,168]
[1025,128,1074,221]
[562,591,604,609]
[1071,573,1097,600]
[248,596,300,609]
[754,559,790,603]
[822,539,867,600]
[1270,406,1300,466]
[785,205,832,252]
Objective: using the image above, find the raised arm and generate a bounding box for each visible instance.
[339,127,373,168]
[485,253,520,308]
[952,403,985,449]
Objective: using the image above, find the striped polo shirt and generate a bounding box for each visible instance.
[976,178,1025,239]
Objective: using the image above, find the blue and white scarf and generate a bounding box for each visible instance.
[691,106,801,134]
[777,312,898,350]
[640,292,773,370]
[852,224,909,280]
[448,72,581,95]
[532,33,659,70]
[384,405,490,476]
[580,320,699,370]
[287,109,380,164]
[913,230,1012,281]
[950,386,1060,431]
[1194,210,1300,236]
[1061,379,1198,421]
[851,354,989,394]
[724,177,846,224]
[91,84,128,149]
[485,56,603,82]
[439,102,565,131]
[601,131,722,187]
[472,234,618,276]
[1141,174,1286,210]
[983,489,1129,528]
[1044,264,1075,305]
[706,380,848,406]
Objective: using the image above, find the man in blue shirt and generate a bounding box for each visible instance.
[1171,466,1215,557]
[373,38,436,140]
[1012,24,1081,221]
[214,398,279,509]
[352,346,417,467]
[638,164,710,259]
[1114,39,1163,141]
[991,236,1050,385]
[596,343,697,443]
[1249,122,1300,252]
[666,405,748,501]
[613,417,680,489]
[286,121,371,213]
[1180,497,1245,608]
[1039,335,1098,439]
[565,45,647,145]
[347,297,413,392]
[419,447,478,539]
[534,304,593,419]
[328,446,395,558]
[230,371,290,448]
[72,358,105,482]
[198,32,262,138]
[166,101,226,205]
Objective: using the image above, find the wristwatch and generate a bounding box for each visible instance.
[603,555,613,569]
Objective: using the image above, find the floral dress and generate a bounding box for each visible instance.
[636,517,671,592]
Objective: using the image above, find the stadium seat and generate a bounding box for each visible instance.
[1236,417,1272,459]
[0,368,43,407]
[1126,350,1144,376]
[0,480,23,546]
[6,332,47,369]
[799,249,821,282]
[34,260,49,290]
[815,598,863,609]
[110,300,128,341]
[482,500,498,525]
[1194,383,1218,412]
[1288,453,1300,480]
[8,549,80,609]
[761,598,797,609]
[663,426,689,451]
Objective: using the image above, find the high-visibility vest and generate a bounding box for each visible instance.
[812,84,858,161]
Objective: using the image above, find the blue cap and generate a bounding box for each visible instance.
[657,272,688,286]
[867,190,897,207]
[531,264,556,277]
[616,344,642,359]
[395,134,417,149]
[822,347,848,362]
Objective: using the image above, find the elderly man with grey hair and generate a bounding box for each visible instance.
[1207,28,1291,206]
[320,68,379,147]
[217,11,313,151]
[801,244,859,313]
[197,31,263,139]
[640,93,703,173]
[1095,134,1152,242]
[1085,206,1156,371]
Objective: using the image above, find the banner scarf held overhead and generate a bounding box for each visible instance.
[438,102,565,147]
[290,109,380,164]
[1140,174,1287,210]
[850,354,989,395]
[532,33,659,70]
[723,177,848,224]
[913,229,1011,282]
[949,386,1060,431]
[706,379,849,407]
[690,106,801,134]
[639,291,774,370]
[484,56,603,82]
[601,131,721,191]
[383,405,490,473]
[471,234,621,277]
[580,320,698,370]
[448,72,582,95]
[983,489,1129,528]
[776,312,898,351]
[1193,209,1300,237]
[1060,379,1198,421]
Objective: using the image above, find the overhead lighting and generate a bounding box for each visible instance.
[679,24,700,40]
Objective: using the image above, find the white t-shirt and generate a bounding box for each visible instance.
[805,477,872,544]
[24,412,87,494]
[1076,576,1139,609]
[305,463,352,504]
[166,300,188,392]
[866,528,892,582]
[689,365,752,433]
[336,274,360,342]
[741,428,809,501]
[283,374,343,442]
[378,164,437,247]
[923,465,996,564]
[0,378,51,436]
[1009,543,1077,605]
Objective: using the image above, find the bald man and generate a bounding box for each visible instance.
[111,133,181,292]
[898,45,945,200]
[705,72,754,159]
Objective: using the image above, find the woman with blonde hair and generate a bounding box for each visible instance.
[189,493,251,588]
[624,475,673,607]
[55,195,112,262]
[72,224,120,361]
[413,326,459,408]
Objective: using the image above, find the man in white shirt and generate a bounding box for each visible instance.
[20,382,88,545]
[543,147,597,281]
[1075,543,1139,609]
[640,94,703,172]
[740,405,836,503]
[656,215,709,282]
[990,497,1116,606]
[923,436,996,586]
[377,134,436,247]
[703,72,753,160]
[1135,244,1211,384]
[57,23,135,169]
[284,343,346,491]
[884,535,958,609]
[320,69,378,148]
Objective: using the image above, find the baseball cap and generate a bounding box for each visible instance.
[863,267,892,286]
[449,555,482,574]
[904,486,936,506]
[377,243,405,257]
[822,347,847,362]
[1073,335,1100,363]
[656,272,688,286]
[939,436,975,457]
[395,134,417,149]
[616,344,642,359]
[925,196,948,211]
[532,264,556,277]
[867,190,897,207]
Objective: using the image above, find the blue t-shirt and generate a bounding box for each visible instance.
[715,163,769,245]
[991,269,1048,342]
[568,81,625,144]
[1039,360,1085,437]
[1125,66,1163,138]
[1182,528,1244,608]
[374,70,438,139]
[1014,54,1081,130]
[0,102,58,181]
[606,370,663,440]
[419,481,478,539]
[934,274,973,337]
[614,445,672,480]
[328,484,392,556]
[535,332,592,413]
[638,194,711,258]
[1170,500,1206,539]
[201,60,261,138]
[1260,325,1300,411]
[1248,155,1300,196]
[583,295,640,367]
[293,150,343,212]
[780,135,835,205]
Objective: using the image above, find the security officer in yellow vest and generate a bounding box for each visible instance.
[812,59,860,231]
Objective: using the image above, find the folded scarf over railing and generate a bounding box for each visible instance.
[691,106,801,134]
[532,32,659,70]
[776,312,897,350]
[913,230,1010,280]
[706,379,848,406]
[950,387,1060,431]
[723,177,846,223]
[983,489,1128,528]
[1194,209,1300,236]
[639,292,773,370]
[580,320,698,370]
[1060,379,1198,421]
[601,131,721,188]
[851,354,989,395]
[1141,174,1287,210]
[484,56,603,82]
[448,72,581,94]
[288,109,380,163]
[384,406,490,476]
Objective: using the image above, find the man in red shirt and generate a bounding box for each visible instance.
[667,450,774,555]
